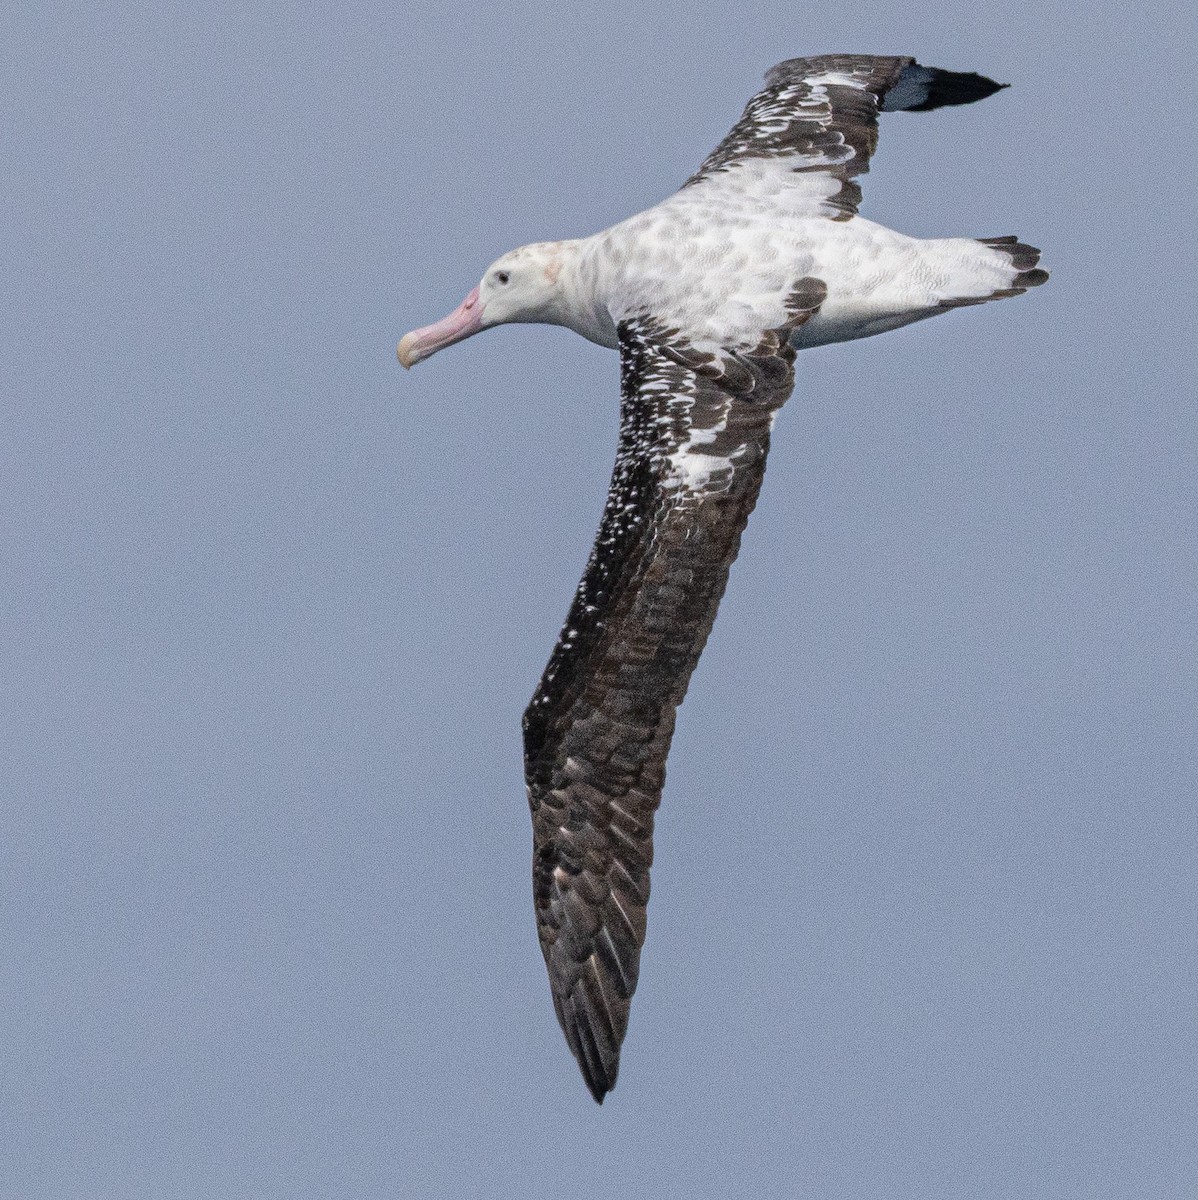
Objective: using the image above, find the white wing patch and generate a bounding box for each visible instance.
[664,396,741,492]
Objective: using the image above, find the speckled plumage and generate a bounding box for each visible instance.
[402,53,1048,1104]
[523,293,824,1101]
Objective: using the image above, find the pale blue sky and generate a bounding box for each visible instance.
[4,2,1196,1197]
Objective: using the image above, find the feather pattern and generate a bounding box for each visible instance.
[401,52,1048,1104]
[684,54,1006,218]
[523,286,825,1101]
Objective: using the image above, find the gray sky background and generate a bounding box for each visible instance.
[5,2,1196,1197]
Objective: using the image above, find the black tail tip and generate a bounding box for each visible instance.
[1016,267,1051,289]
[909,68,1008,112]
[973,237,1051,298]
[979,236,1046,275]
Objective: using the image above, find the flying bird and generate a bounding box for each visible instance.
[399,54,1048,1102]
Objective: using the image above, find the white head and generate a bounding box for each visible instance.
[398,242,572,368]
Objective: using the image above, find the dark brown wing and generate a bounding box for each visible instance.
[684,54,1007,218]
[521,285,825,1102]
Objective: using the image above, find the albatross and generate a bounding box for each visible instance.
[399,53,1048,1102]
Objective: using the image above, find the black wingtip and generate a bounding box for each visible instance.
[555,991,622,1104]
[907,68,1008,112]
[578,1046,618,1104]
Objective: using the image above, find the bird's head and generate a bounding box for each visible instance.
[398,242,571,368]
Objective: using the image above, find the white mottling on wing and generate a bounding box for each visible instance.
[664,396,740,492]
[668,446,737,491]
[804,70,869,90]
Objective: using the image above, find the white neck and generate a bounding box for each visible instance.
[541,238,620,349]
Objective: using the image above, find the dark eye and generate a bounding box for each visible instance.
[496,271,510,285]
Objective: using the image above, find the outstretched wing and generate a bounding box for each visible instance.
[522,284,824,1102]
[685,54,1007,218]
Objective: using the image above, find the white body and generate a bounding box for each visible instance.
[524,160,1023,354]
[398,62,1043,375]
